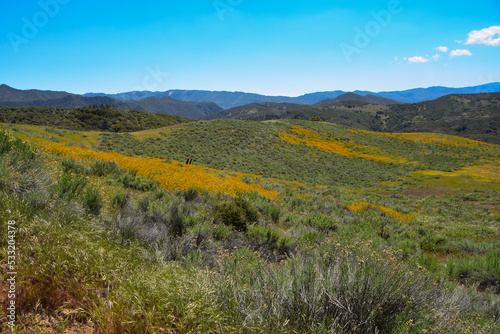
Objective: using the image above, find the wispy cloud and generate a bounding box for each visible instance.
[432,54,440,61]
[450,49,472,57]
[435,46,449,52]
[465,26,500,46]
[407,56,430,63]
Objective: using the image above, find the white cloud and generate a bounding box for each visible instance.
[465,26,500,46]
[432,54,440,61]
[435,46,449,52]
[394,56,398,61]
[408,56,430,63]
[450,49,472,57]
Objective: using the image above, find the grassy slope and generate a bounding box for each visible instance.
[205,93,500,145]
[97,119,498,187]
[0,105,194,132]
[0,120,499,333]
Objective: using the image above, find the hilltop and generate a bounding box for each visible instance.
[205,92,500,144]
[0,105,193,132]
[313,93,402,106]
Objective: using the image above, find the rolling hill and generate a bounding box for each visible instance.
[0,105,193,132]
[205,92,500,144]
[1,116,499,333]
[313,93,402,106]
[0,85,223,119]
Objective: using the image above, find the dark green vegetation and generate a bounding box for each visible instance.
[206,92,500,144]
[387,93,500,144]
[1,118,499,333]
[0,105,193,132]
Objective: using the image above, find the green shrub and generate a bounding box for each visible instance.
[169,206,185,237]
[118,173,156,191]
[61,158,86,174]
[112,192,130,209]
[262,203,281,223]
[53,174,88,200]
[89,160,119,176]
[213,196,259,232]
[81,188,103,215]
[304,214,338,232]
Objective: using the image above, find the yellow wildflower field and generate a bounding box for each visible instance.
[346,201,416,222]
[30,137,279,198]
[279,126,413,164]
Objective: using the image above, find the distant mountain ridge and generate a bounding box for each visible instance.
[85,83,500,108]
[0,85,223,119]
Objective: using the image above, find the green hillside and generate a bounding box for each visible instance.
[97,119,497,187]
[1,120,499,333]
[206,92,500,145]
[0,105,194,132]
[313,93,402,106]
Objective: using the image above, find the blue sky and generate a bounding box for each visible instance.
[1,0,499,96]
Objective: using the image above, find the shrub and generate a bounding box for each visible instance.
[61,158,86,174]
[183,188,199,202]
[111,192,130,209]
[81,188,103,215]
[118,173,156,191]
[214,247,441,333]
[89,160,119,176]
[169,206,185,238]
[53,174,88,200]
[262,203,281,223]
[213,196,259,232]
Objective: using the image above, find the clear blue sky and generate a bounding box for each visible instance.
[1,0,499,96]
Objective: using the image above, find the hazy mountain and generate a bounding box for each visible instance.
[85,83,500,108]
[86,89,315,109]
[0,85,223,119]
[374,83,500,103]
[313,93,402,107]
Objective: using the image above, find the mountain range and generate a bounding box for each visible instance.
[0,84,223,119]
[84,82,500,109]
